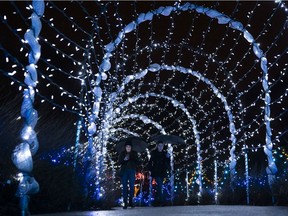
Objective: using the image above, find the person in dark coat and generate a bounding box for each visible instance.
[118,141,139,209]
[148,141,170,206]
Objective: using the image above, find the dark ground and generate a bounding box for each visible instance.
[32,205,288,216]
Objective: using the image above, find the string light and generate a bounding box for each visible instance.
[1,0,287,207]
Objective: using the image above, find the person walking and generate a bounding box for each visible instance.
[118,141,139,209]
[148,141,170,206]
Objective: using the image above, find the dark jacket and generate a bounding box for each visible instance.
[148,149,170,178]
[118,150,139,176]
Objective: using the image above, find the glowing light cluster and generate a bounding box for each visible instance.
[1,0,287,207]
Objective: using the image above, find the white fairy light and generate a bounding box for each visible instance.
[2,0,287,205]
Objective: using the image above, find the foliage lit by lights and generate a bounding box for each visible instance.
[0,0,288,212]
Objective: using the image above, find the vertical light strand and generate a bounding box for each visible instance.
[168,143,174,205]
[73,119,82,172]
[214,158,218,204]
[244,144,250,205]
[261,54,278,203]
[11,1,44,215]
[185,170,189,202]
